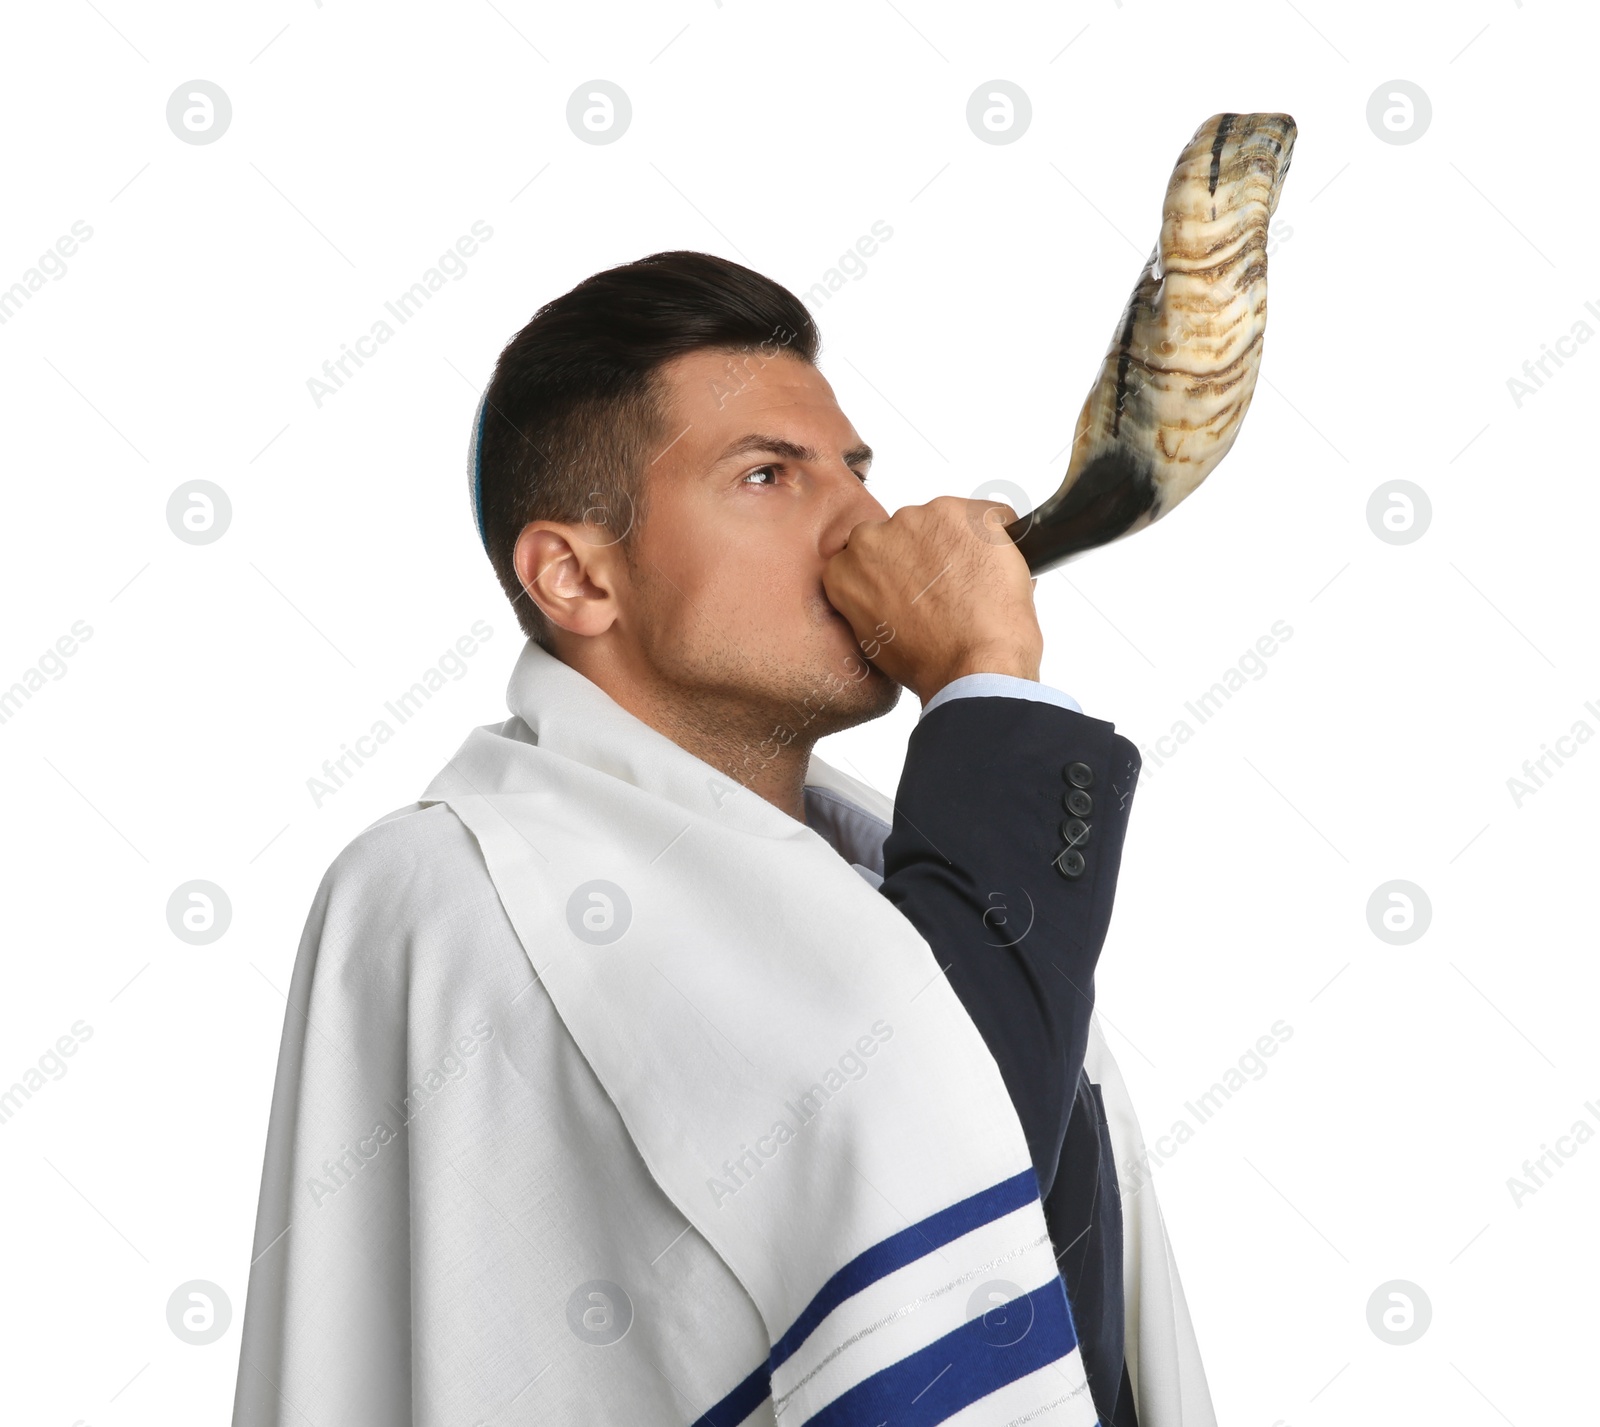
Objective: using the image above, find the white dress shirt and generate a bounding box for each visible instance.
[919,672,1082,721]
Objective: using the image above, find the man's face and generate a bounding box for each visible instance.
[605,346,901,736]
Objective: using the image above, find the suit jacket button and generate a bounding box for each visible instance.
[1064,788,1093,817]
[1065,761,1094,789]
[1056,847,1087,879]
[1061,817,1091,847]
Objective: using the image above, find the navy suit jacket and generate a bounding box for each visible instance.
[875,694,1143,1427]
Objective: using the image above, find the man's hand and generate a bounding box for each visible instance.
[823,496,1044,706]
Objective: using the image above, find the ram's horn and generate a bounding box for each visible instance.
[1008,112,1296,574]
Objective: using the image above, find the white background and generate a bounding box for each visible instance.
[1,0,1593,1423]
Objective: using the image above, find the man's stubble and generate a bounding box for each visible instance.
[624,554,902,778]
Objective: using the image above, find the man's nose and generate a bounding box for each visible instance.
[819,472,887,560]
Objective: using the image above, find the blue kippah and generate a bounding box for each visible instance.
[467,387,491,550]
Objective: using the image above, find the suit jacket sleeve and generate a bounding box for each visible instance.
[875,694,1142,1199]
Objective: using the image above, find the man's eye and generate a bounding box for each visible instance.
[851,468,870,484]
[742,465,780,486]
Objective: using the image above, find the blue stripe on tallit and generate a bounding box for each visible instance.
[688,1360,773,1427]
[770,1167,1040,1371]
[689,1167,1053,1427]
[803,1275,1081,1427]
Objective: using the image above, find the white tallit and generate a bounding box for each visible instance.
[233,637,1213,1426]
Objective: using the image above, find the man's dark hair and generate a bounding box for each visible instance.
[477,250,821,647]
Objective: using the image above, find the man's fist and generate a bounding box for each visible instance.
[822,496,1044,706]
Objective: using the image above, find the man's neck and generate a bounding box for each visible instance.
[553,642,817,824]
[654,708,816,824]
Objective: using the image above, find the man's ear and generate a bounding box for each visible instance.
[513,522,621,638]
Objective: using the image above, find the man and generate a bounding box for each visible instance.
[234,252,1212,1426]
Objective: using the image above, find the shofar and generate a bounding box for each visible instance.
[1009,111,1296,574]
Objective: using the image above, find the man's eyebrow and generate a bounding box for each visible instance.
[712,433,874,469]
